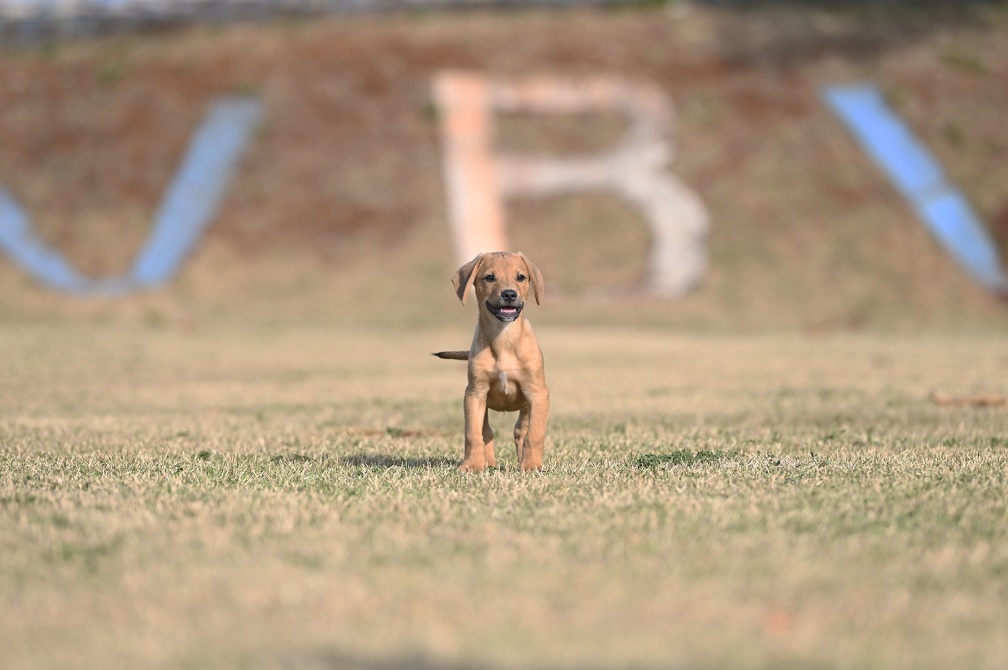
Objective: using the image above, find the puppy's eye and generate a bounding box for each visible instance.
[516,274,527,282]
[483,274,496,282]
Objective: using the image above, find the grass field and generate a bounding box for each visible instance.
[2,5,1008,668]
[2,322,1007,669]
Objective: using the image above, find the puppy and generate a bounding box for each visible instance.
[434,252,549,472]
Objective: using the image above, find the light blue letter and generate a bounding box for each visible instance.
[823,84,1008,296]
[0,96,263,295]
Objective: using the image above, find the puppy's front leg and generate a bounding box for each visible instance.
[519,389,550,472]
[481,408,497,468]
[461,386,489,472]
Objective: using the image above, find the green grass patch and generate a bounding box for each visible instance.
[634,449,735,469]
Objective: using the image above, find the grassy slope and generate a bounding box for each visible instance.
[2,324,1007,668]
[0,6,1006,329]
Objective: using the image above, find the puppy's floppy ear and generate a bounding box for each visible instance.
[451,254,484,305]
[518,252,544,305]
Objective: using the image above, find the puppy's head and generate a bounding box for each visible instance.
[451,252,544,323]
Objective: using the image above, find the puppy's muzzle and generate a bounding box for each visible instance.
[487,289,523,322]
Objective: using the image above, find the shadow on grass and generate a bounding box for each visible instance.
[283,649,668,670]
[340,453,459,469]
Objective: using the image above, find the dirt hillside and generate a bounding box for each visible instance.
[1,5,1006,330]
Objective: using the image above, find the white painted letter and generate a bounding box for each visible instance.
[434,72,708,297]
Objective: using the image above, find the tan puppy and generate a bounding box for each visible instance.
[434,252,549,472]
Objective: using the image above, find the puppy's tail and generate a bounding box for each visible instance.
[432,350,469,360]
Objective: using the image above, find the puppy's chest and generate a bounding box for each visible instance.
[480,359,523,400]
[493,370,515,397]
[472,346,528,406]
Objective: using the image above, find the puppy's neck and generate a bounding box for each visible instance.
[477,311,529,353]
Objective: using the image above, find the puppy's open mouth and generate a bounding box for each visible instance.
[486,302,523,322]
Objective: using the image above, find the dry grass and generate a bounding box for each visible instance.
[3,6,1008,668]
[2,323,1008,669]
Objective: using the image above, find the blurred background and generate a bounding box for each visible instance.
[1,0,1006,332]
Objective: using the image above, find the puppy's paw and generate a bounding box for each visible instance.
[459,458,487,473]
[519,456,543,472]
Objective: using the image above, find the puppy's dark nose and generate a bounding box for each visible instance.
[501,289,518,303]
